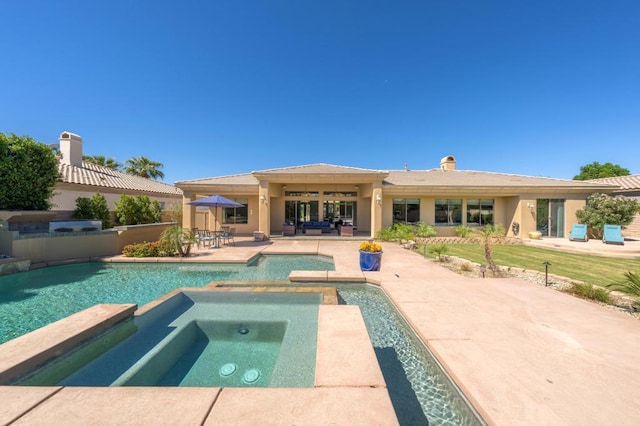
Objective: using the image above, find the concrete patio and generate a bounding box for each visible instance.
[2,236,639,425]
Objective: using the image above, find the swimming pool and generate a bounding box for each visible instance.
[0,255,334,343]
[22,291,321,388]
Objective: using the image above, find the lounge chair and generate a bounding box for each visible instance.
[602,224,624,245]
[569,224,588,242]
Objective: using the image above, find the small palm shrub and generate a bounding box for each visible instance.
[605,271,640,305]
[415,222,437,239]
[428,243,449,261]
[453,225,473,238]
[376,226,396,241]
[161,226,197,257]
[565,283,611,304]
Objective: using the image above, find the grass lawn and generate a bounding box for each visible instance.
[424,244,639,286]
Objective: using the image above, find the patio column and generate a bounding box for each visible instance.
[258,181,271,237]
[182,192,196,230]
[371,184,383,238]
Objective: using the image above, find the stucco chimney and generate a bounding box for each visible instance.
[440,155,456,171]
[59,131,83,166]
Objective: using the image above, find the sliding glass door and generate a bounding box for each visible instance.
[536,199,565,237]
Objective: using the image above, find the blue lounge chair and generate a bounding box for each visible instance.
[602,224,624,245]
[569,224,588,242]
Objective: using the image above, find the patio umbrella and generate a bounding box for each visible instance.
[188,194,243,234]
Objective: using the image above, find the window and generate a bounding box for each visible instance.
[466,199,494,225]
[392,198,420,224]
[435,199,462,225]
[323,192,357,197]
[222,198,248,224]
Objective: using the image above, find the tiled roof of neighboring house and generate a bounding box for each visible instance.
[587,175,640,192]
[384,169,618,189]
[58,162,182,196]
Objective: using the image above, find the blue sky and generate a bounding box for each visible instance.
[2,0,639,184]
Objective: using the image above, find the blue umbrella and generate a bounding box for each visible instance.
[188,195,243,234]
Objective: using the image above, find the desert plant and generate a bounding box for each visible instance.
[394,223,416,242]
[565,283,611,304]
[428,243,449,261]
[453,225,473,238]
[376,226,396,241]
[460,262,472,272]
[160,226,197,257]
[604,271,640,304]
[473,224,506,275]
[414,222,437,239]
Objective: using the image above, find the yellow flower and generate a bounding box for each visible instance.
[359,241,382,252]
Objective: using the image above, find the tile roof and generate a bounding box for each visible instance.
[252,163,388,175]
[176,173,259,186]
[384,169,618,189]
[587,174,640,192]
[58,162,182,196]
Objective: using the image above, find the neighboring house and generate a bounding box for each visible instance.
[51,131,183,222]
[176,155,617,239]
[587,175,640,238]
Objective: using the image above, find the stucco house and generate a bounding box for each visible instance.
[52,131,182,222]
[176,156,617,239]
[587,174,640,238]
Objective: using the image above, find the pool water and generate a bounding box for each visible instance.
[21,291,320,389]
[337,285,484,426]
[0,255,334,344]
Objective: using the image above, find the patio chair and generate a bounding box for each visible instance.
[602,224,624,245]
[220,227,236,246]
[569,224,588,242]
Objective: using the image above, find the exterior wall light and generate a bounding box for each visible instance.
[376,194,382,205]
[527,202,535,209]
[260,195,266,203]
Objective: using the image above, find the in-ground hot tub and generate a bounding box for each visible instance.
[20,291,321,388]
[49,220,102,233]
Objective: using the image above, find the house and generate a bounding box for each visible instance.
[176,156,617,239]
[587,174,640,238]
[52,131,182,222]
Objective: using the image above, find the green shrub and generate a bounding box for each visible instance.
[73,193,112,228]
[428,243,449,261]
[376,226,396,241]
[565,283,611,304]
[453,225,473,238]
[160,226,197,257]
[122,240,174,257]
[415,222,437,238]
[0,133,59,210]
[115,194,162,225]
[605,271,640,304]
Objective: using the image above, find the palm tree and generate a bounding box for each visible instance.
[83,155,122,170]
[160,226,196,257]
[473,224,506,275]
[605,271,640,306]
[124,156,165,180]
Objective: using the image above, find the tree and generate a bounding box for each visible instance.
[124,156,164,180]
[83,155,122,170]
[73,193,112,228]
[0,133,59,210]
[473,224,506,276]
[575,193,639,238]
[573,162,630,180]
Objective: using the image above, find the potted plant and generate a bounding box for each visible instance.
[359,241,383,271]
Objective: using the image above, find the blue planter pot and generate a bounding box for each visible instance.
[359,250,383,271]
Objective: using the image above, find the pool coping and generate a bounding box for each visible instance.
[0,284,397,425]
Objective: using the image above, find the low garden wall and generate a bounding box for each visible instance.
[0,222,176,264]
